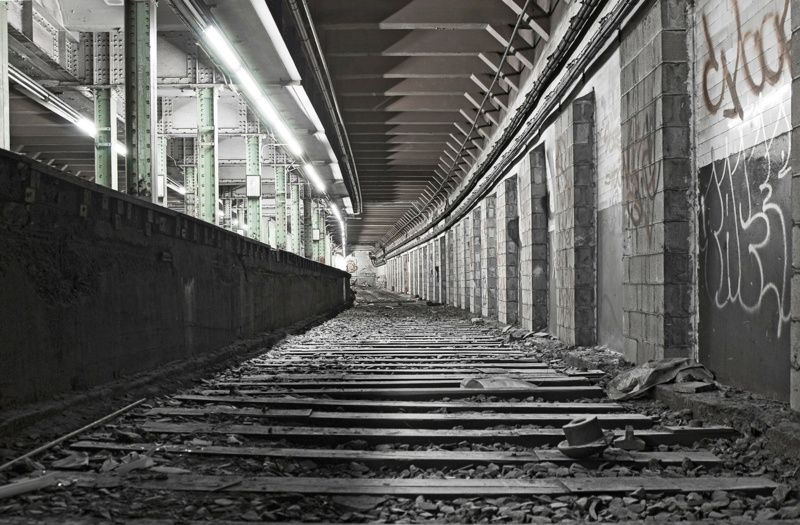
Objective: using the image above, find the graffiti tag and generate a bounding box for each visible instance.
[701,0,790,119]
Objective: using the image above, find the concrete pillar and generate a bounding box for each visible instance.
[195,88,218,224]
[551,94,596,346]
[303,187,313,258]
[289,177,301,254]
[0,1,8,150]
[454,224,462,308]
[461,215,472,310]
[428,243,435,301]
[439,236,447,304]
[124,0,157,200]
[620,2,690,362]
[497,175,520,325]
[245,134,262,241]
[274,166,287,250]
[481,194,497,318]
[529,146,549,331]
[471,207,482,314]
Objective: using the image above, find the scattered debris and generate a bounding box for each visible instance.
[558,416,609,459]
[459,376,537,389]
[0,474,57,500]
[51,451,89,470]
[613,426,646,452]
[672,381,717,394]
[608,358,716,400]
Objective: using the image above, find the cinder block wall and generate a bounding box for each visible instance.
[381,0,797,405]
[0,152,350,408]
[620,0,692,362]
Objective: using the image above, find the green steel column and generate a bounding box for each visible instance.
[245,134,262,241]
[0,2,9,150]
[303,188,314,258]
[268,218,276,247]
[196,87,218,223]
[157,135,168,205]
[93,32,116,189]
[124,0,156,199]
[290,176,301,254]
[324,232,332,266]
[93,89,117,188]
[274,166,287,250]
[184,165,197,217]
[311,199,320,261]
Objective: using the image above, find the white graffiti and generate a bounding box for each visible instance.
[699,98,791,337]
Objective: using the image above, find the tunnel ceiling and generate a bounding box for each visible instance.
[303,0,553,247]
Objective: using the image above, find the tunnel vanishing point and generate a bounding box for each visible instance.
[1,0,800,523]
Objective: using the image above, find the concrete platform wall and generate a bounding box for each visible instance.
[0,151,350,408]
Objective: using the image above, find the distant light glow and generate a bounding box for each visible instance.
[304,163,326,193]
[113,142,127,156]
[75,117,97,138]
[330,163,343,181]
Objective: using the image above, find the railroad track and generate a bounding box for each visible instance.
[0,288,778,522]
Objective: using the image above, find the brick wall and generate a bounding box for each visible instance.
[481,194,498,318]
[472,207,483,313]
[620,0,692,362]
[497,175,520,325]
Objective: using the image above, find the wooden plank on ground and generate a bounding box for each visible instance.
[143,406,653,428]
[215,377,589,389]
[193,385,603,400]
[70,441,720,466]
[225,372,561,381]
[252,356,549,369]
[54,472,776,497]
[172,395,625,413]
[140,422,737,446]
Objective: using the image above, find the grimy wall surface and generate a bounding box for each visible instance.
[384,0,798,405]
[0,151,350,408]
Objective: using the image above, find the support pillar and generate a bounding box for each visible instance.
[156,135,168,205]
[621,3,690,362]
[245,134,262,241]
[472,207,482,313]
[289,176,301,254]
[274,167,288,249]
[311,200,321,261]
[195,88,218,223]
[0,1,7,150]
[497,175,520,325]
[92,32,117,188]
[481,194,498,318]
[184,165,197,218]
[93,89,118,189]
[324,228,332,265]
[303,189,314,258]
[124,0,157,199]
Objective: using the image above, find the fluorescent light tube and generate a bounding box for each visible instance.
[203,26,241,71]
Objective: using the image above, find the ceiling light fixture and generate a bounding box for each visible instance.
[203,24,303,158]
